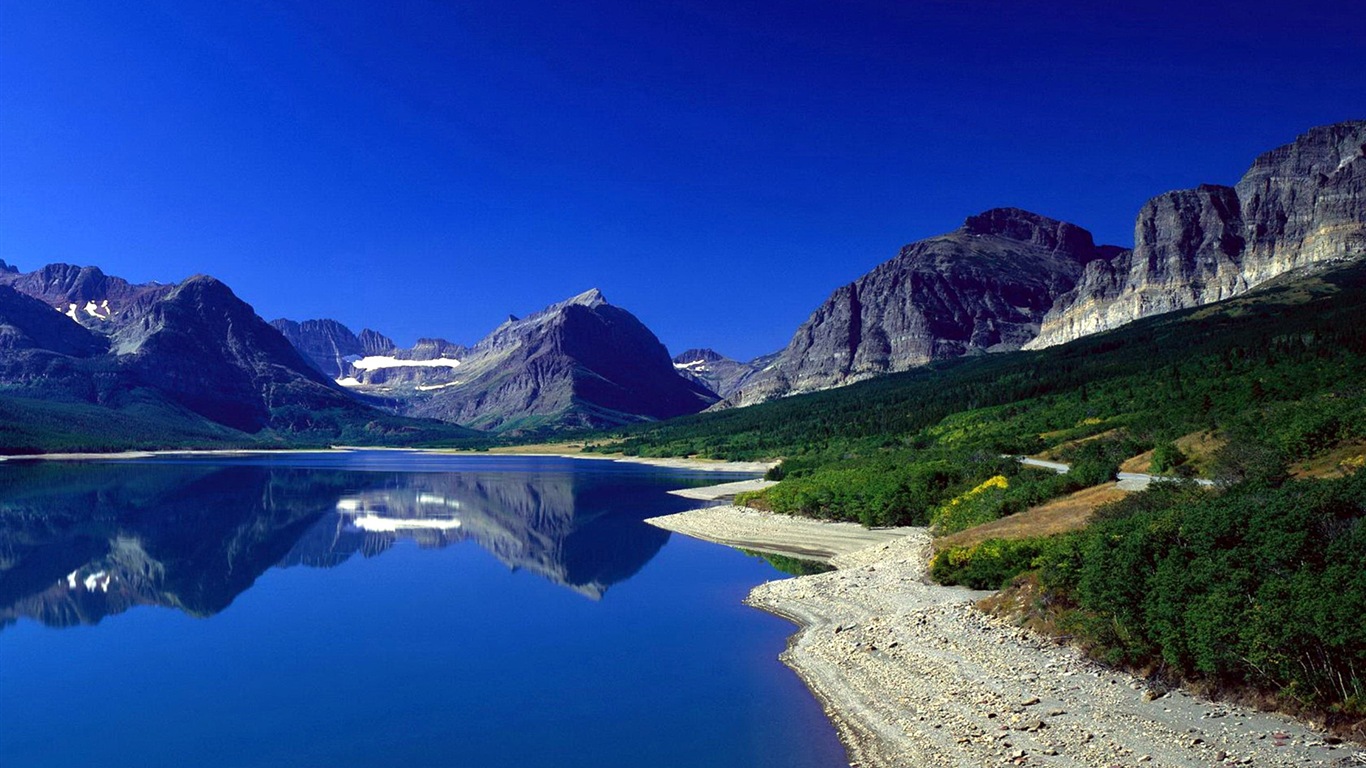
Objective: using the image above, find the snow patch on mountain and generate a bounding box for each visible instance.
[351,355,462,371]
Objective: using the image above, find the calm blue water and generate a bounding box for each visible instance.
[0,452,845,768]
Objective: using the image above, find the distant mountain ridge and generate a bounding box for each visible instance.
[0,263,470,448]
[671,348,768,399]
[277,288,718,432]
[723,207,1122,406]
[3,120,1359,439]
[270,318,397,379]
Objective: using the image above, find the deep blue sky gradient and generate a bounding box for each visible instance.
[2,1,1363,359]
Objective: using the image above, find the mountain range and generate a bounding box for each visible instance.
[0,120,1360,446]
[721,120,1365,406]
[274,288,718,432]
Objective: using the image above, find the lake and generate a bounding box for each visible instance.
[0,451,846,768]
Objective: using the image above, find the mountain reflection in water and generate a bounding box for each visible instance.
[0,454,714,630]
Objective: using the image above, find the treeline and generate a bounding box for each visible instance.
[933,474,1366,720]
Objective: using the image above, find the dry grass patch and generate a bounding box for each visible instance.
[933,482,1128,552]
[1033,428,1119,461]
[1291,440,1366,479]
[1119,430,1226,475]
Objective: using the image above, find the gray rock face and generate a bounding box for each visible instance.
[357,328,396,356]
[0,263,373,434]
[0,262,167,330]
[270,318,366,379]
[671,348,764,399]
[0,286,108,357]
[1029,120,1366,348]
[727,208,1117,406]
[283,289,718,432]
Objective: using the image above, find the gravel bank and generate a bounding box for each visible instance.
[645,506,915,562]
[667,479,778,500]
[659,508,1356,767]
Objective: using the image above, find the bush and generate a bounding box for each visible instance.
[1150,441,1187,474]
[1061,474,1366,712]
[930,475,1010,534]
[932,535,1079,590]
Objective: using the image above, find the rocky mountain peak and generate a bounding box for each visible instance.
[961,207,1100,260]
[409,338,465,360]
[313,288,717,430]
[673,348,725,364]
[357,328,396,356]
[565,288,606,307]
[270,318,367,378]
[1238,120,1365,188]
[0,259,16,274]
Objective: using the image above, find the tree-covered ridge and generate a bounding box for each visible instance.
[593,262,1366,526]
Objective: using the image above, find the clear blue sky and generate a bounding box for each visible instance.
[3,1,1363,360]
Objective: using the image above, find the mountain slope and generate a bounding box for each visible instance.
[672,348,764,399]
[726,208,1119,406]
[283,289,718,432]
[604,259,1366,469]
[0,263,476,449]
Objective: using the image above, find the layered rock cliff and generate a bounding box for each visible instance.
[726,208,1120,406]
[1027,120,1366,348]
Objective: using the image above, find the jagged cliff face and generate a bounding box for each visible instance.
[270,319,399,379]
[1028,120,1366,349]
[727,208,1118,406]
[282,289,718,431]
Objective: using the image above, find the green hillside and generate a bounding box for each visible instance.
[595,261,1366,525]
[590,262,1366,726]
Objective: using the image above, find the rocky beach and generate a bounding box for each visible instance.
[648,506,1360,767]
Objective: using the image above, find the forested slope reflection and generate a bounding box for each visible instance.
[0,459,682,629]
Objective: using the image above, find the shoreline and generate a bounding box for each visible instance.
[647,505,913,562]
[0,446,774,474]
[657,506,1352,767]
